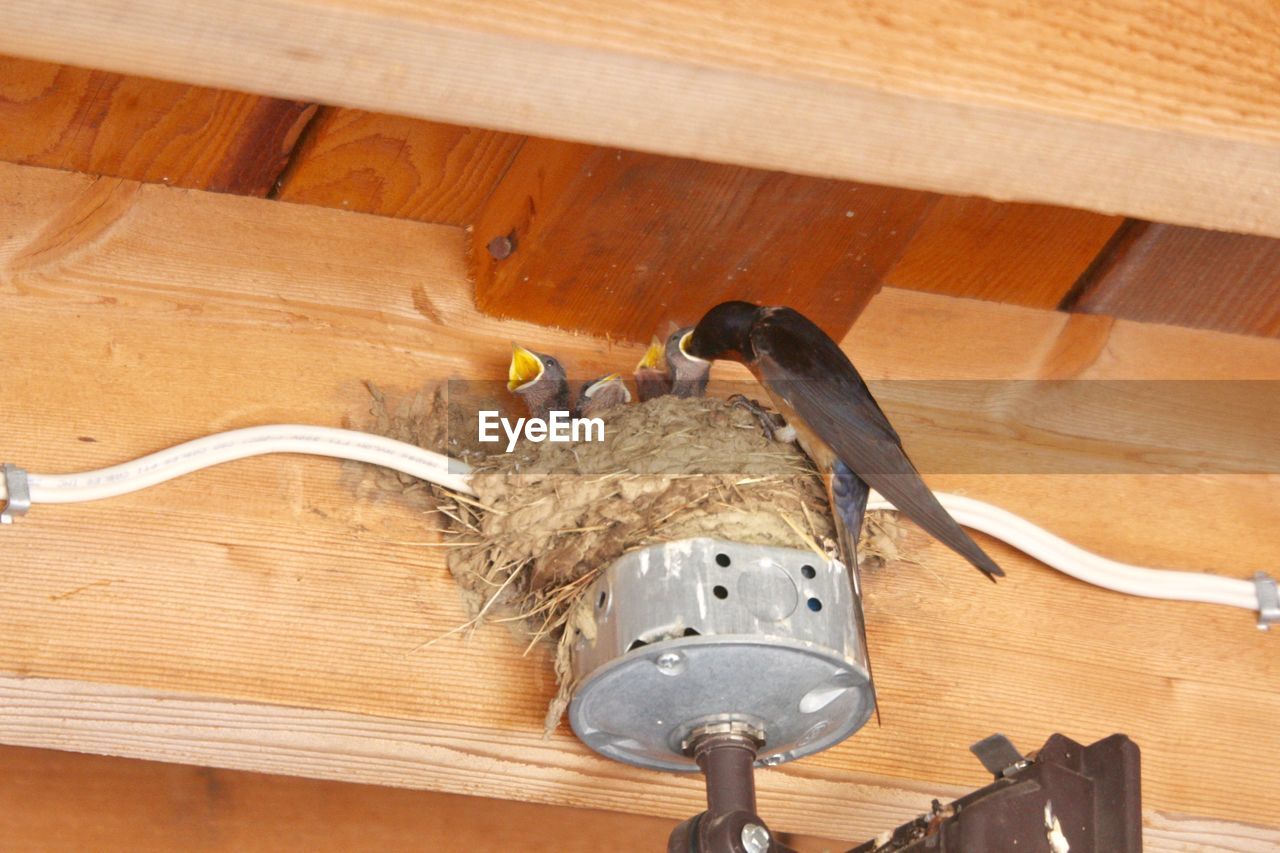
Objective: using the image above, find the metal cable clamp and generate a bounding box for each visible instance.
[1255,572,1279,630]
[1,463,30,524]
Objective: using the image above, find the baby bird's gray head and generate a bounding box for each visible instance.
[665,327,710,398]
[508,343,570,419]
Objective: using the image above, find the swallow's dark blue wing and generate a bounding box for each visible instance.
[752,307,1003,579]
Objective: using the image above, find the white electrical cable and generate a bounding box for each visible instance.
[867,492,1260,612]
[0,425,1269,620]
[3,425,474,504]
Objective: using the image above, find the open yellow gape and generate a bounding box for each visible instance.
[508,344,545,391]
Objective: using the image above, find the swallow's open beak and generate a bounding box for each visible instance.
[508,344,544,391]
[636,337,664,371]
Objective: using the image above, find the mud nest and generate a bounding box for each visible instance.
[362,384,901,732]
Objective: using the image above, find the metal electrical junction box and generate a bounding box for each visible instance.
[569,538,874,772]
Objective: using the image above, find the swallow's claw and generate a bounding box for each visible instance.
[729,394,794,443]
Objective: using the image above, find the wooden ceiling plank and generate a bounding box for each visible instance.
[0,744,700,852]
[1,1,1278,235]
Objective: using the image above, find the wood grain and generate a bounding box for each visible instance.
[1,1,1278,235]
[884,197,1123,309]
[274,107,524,226]
[1067,222,1280,337]
[0,744,688,852]
[0,54,314,195]
[472,136,935,342]
[0,163,1276,843]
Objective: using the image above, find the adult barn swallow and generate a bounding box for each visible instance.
[665,327,710,398]
[634,337,672,402]
[684,301,1003,581]
[575,374,632,418]
[508,344,570,419]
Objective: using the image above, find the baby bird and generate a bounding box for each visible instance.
[508,343,570,419]
[664,326,710,398]
[574,374,632,418]
[634,337,671,401]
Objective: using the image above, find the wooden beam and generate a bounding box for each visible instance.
[0,2,1277,236]
[3,677,1277,852]
[472,137,934,342]
[0,675,952,846]
[0,744,694,852]
[1,162,1277,843]
[0,54,314,196]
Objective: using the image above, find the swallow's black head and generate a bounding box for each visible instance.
[686,300,760,363]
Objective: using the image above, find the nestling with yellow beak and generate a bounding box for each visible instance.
[508,344,571,419]
[634,337,672,402]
